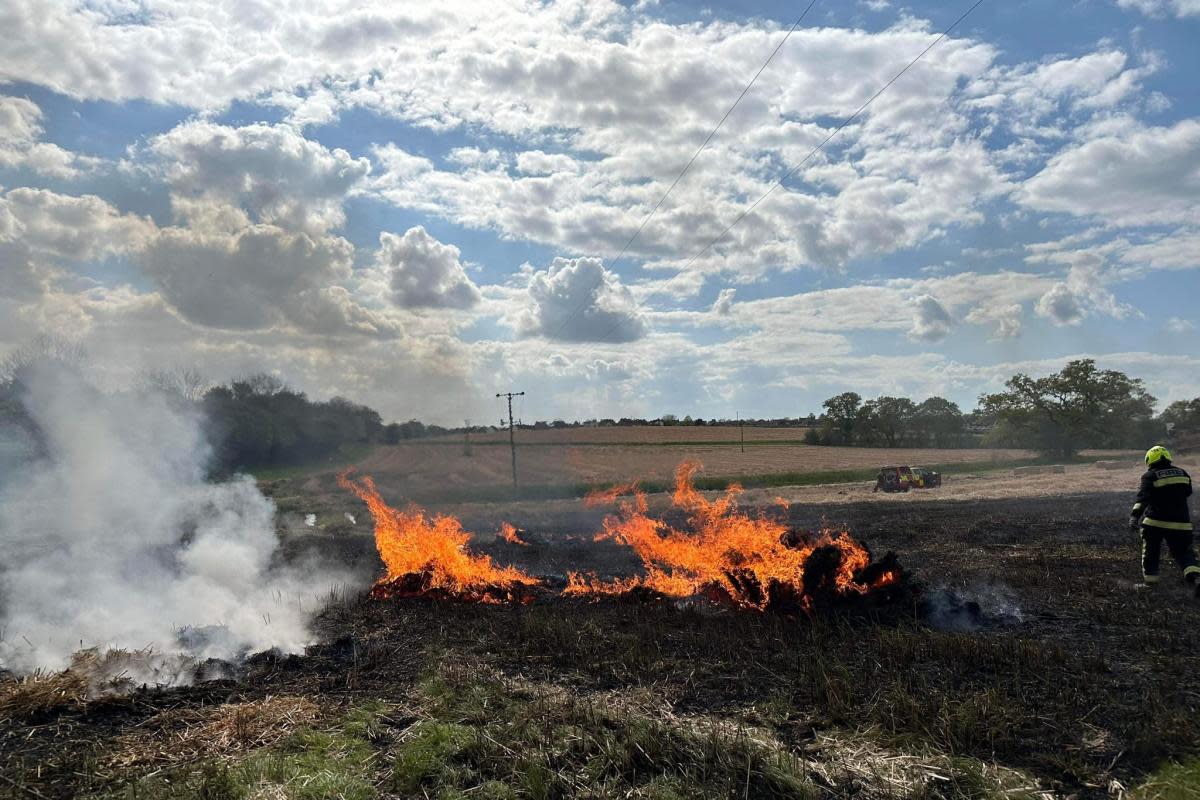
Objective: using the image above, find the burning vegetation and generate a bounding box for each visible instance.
[341,461,905,614]
[337,471,542,604]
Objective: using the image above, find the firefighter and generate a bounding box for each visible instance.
[1129,445,1198,592]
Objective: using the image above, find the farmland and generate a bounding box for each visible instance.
[5,470,1200,799]
[340,426,1060,503]
[0,428,1184,800]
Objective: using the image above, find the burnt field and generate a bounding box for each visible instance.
[3,491,1199,799]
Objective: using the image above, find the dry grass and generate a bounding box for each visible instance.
[107,695,322,769]
[0,648,194,721]
[466,425,822,445]
[0,669,88,720]
[349,438,1038,496]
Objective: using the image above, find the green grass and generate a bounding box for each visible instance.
[1132,758,1200,799]
[92,702,387,800]
[389,662,821,800]
[379,658,1048,800]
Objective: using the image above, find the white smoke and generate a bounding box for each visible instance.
[0,363,352,677]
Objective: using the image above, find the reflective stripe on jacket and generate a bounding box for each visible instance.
[1132,461,1193,531]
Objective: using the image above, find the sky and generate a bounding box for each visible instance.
[1,0,1198,426]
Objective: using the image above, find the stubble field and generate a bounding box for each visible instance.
[347,426,1055,502]
[3,446,1193,800]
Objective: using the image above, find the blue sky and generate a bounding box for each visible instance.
[1,0,1198,424]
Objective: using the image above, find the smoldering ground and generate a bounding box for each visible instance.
[0,362,365,680]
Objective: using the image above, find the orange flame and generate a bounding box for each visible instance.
[340,461,900,611]
[337,471,539,603]
[568,461,891,610]
[584,480,641,508]
[499,522,529,546]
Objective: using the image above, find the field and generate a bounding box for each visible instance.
[4,453,1200,800]
[340,426,1066,503]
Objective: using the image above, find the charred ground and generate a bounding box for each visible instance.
[2,491,1198,799]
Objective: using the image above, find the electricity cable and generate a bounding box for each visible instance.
[544,0,821,342]
[588,0,988,345]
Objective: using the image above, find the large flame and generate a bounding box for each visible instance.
[340,461,901,612]
[337,471,540,603]
[565,461,899,610]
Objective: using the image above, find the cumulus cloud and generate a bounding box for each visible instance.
[0,95,97,178]
[138,223,396,338]
[908,294,954,342]
[516,257,646,343]
[965,302,1023,339]
[148,121,369,235]
[515,150,580,176]
[712,288,736,316]
[1018,119,1200,228]
[0,187,154,300]
[1035,283,1085,326]
[2,187,155,259]
[375,226,481,310]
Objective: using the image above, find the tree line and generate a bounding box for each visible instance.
[805,394,974,449]
[807,360,1195,458]
[3,339,1198,469]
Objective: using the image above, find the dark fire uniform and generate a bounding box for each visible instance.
[1131,460,1198,585]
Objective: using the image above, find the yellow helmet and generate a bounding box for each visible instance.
[1145,445,1171,466]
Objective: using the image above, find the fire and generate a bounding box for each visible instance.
[340,461,903,612]
[498,523,529,546]
[583,480,641,507]
[337,471,540,604]
[567,461,900,611]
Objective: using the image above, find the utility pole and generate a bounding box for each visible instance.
[738,412,744,453]
[463,418,472,457]
[496,391,525,489]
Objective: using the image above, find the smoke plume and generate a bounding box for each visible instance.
[0,362,352,678]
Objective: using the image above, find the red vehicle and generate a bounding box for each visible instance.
[911,466,943,488]
[873,465,916,493]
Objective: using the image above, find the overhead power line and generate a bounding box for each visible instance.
[544,0,821,342]
[588,0,988,345]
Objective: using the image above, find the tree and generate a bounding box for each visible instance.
[1163,399,1200,433]
[822,392,862,445]
[144,367,209,403]
[860,396,917,447]
[914,396,964,448]
[979,359,1156,458]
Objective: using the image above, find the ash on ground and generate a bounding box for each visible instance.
[921,584,1024,631]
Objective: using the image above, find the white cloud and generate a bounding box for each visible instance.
[1115,0,1200,17]
[712,288,736,316]
[1018,119,1200,228]
[3,2,1151,283]
[515,257,646,343]
[515,150,580,176]
[0,95,98,178]
[1035,282,1085,326]
[374,226,481,310]
[148,121,370,235]
[138,223,395,338]
[965,302,1023,339]
[1,186,154,260]
[1166,317,1195,333]
[0,187,154,299]
[909,294,954,342]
